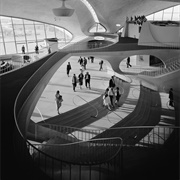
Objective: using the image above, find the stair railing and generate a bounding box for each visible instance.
[139,56,180,77]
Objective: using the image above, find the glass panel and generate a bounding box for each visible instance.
[97,24,106,32]
[164,7,173,13]
[34,21,43,25]
[89,25,97,33]
[37,40,46,50]
[0,43,5,55]
[65,30,73,42]
[2,24,15,42]
[14,24,26,41]
[12,17,23,24]
[0,16,12,24]
[0,24,3,42]
[146,14,154,21]
[23,19,34,24]
[154,11,163,21]
[173,5,180,12]
[16,42,27,54]
[25,25,36,40]
[172,5,180,21]
[55,27,64,39]
[5,42,16,54]
[27,41,36,52]
[172,13,180,21]
[35,24,46,40]
[89,23,106,33]
[163,12,172,21]
[163,7,173,20]
[45,24,55,38]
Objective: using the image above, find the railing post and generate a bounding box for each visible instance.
[35,123,37,140]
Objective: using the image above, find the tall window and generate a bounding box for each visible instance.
[0,16,73,55]
[146,5,180,21]
[89,23,106,33]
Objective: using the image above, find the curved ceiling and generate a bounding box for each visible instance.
[0,0,179,39]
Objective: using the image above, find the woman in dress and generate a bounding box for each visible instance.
[55,90,63,114]
[103,88,111,110]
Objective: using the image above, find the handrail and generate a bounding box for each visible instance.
[29,137,123,166]
[76,95,98,118]
[148,132,166,145]
[35,106,44,121]
[139,56,180,76]
[31,136,123,146]
[37,123,180,135]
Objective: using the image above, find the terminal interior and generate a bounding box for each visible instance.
[0,1,180,180]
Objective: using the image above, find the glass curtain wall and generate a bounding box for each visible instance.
[0,16,73,55]
[146,5,180,21]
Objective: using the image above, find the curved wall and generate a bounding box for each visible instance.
[138,21,180,47]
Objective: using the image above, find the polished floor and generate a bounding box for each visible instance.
[31,55,175,131]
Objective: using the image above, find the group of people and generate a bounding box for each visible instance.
[78,56,88,70]
[103,76,122,110]
[72,72,91,92]
[66,56,105,92]
[21,45,40,54]
[126,15,147,25]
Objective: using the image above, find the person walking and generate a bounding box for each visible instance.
[22,45,25,54]
[108,87,115,108]
[109,76,115,88]
[78,56,83,66]
[35,45,39,54]
[72,74,77,92]
[115,87,121,106]
[48,47,51,54]
[66,62,71,77]
[85,72,91,89]
[78,72,84,89]
[55,90,63,114]
[169,88,174,107]
[127,56,132,68]
[99,60,103,71]
[83,57,87,70]
[103,88,111,110]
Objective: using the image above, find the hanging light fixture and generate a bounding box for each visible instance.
[52,0,75,17]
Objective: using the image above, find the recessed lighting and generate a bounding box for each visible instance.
[94,36,105,40]
[116,24,121,27]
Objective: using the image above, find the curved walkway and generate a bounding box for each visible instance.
[1,37,178,180]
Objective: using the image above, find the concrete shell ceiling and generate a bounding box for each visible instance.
[0,0,179,37]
